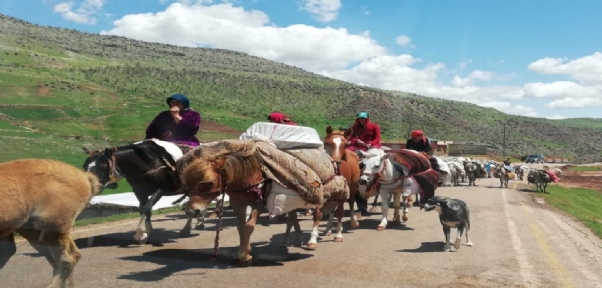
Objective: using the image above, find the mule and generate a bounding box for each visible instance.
[177,139,349,265]
[464,161,478,186]
[82,139,213,245]
[494,163,513,188]
[358,149,440,230]
[324,125,361,230]
[0,158,102,288]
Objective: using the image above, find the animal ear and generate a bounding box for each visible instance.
[326,125,333,135]
[82,147,91,154]
[382,153,392,160]
[357,150,367,158]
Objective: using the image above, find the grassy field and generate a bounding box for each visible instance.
[2,12,602,193]
[538,185,602,239]
[566,165,602,172]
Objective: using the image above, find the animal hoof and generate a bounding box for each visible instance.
[402,214,409,222]
[238,258,253,267]
[355,212,362,219]
[466,242,474,247]
[325,232,332,237]
[369,207,378,213]
[306,243,318,250]
[208,212,218,219]
[454,238,461,250]
[407,202,413,208]
[350,220,359,229]
[443,246,452,252]
[334,237,343,243]
[195,224,205,230]
[305,210,313,216]
[376,226,386,231]
[135,233,148,245]
[179,229,191,237]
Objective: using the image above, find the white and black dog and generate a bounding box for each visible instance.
[423,195,473,252]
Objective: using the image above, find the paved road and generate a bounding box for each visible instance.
[4,176,602,288]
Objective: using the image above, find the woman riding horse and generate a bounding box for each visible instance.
[145,93,201,153]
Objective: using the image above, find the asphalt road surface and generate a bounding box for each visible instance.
[4,175,602,288]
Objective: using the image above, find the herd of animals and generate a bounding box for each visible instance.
[0,125,564,288]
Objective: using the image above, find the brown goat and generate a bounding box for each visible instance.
[0,158,101,288]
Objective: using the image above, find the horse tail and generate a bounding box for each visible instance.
[86,172,102,196]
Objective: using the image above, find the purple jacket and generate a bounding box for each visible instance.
[145,109,201,146]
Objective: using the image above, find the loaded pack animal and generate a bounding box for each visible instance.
[494,163,515,188]
[463,160,486,186]
[357,149,440,230]
[0,158,102,288]
[82,139,212,245]
[177,139,349,266]
[423,195,473,252]
[527,168,561,193]
[514,164,530,180]
[323,126,361,229]
[446,161,466,186]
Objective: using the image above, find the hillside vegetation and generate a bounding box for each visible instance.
[1,13,602,169]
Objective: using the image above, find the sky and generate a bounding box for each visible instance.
[2,0,602,119]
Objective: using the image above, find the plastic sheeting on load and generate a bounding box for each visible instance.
[239,122,324,150]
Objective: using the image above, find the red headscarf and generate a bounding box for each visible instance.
[411,130,426,143]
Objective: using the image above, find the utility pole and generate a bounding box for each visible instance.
[502,122,506,157]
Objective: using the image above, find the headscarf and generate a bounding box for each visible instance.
[267,112,294,124]
[411,130,426,143]
[166,93,191,110]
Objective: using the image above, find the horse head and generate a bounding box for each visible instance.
[178,140,263,217]
[82,146,120,190]
[358,151,394,186]
[323,126,349,163]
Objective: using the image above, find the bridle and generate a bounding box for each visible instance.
[87,147,120,185]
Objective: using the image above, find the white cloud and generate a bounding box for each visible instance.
[547,115,566,120]
[98,2,602,118]
[300,0,342,22]
[395,35,411,47]
[53,0,106,24]
[528,52,602,85]
[451,70,494,87]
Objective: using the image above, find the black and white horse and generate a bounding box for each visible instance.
[82,139,214,244]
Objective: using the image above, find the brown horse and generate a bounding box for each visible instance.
[177,139,349,266]
[323,125,361,229]
[0,158,101,288]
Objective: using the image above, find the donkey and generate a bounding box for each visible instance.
[82,139,213,244]
[0,158,102,288]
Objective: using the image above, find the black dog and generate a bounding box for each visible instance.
[423,195,473,252]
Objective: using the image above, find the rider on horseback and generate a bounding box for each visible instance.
[145,93,201,151]
[346,112,382,216]
[405,130,434,155]
[347,112,382,151]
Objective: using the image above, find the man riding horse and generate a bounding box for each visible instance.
[346,112,383,216]
[405,130,434,155]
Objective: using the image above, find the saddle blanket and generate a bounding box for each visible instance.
[255,141,349,206]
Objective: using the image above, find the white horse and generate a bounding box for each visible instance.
[357,151,421,230]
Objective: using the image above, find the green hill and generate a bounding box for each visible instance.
[1,13,602,177]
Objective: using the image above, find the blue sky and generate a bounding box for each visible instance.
[2,0,602,119]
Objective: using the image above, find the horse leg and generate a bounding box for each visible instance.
[332,203,345,242]
[180,218,194,237]
[392,189,402,225]
[370,194,379,212]
[195,211,206,230]
[0,233,17,269]
[135,189,164,244]
[283,211,303,247]
[233,201,259,266]
[307,207,324,250]
[44,231,82,288]
[324,204,339,236]
[377,189,389,231]
[348,191,359,229]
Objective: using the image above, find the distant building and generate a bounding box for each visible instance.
[381,137,450,156]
